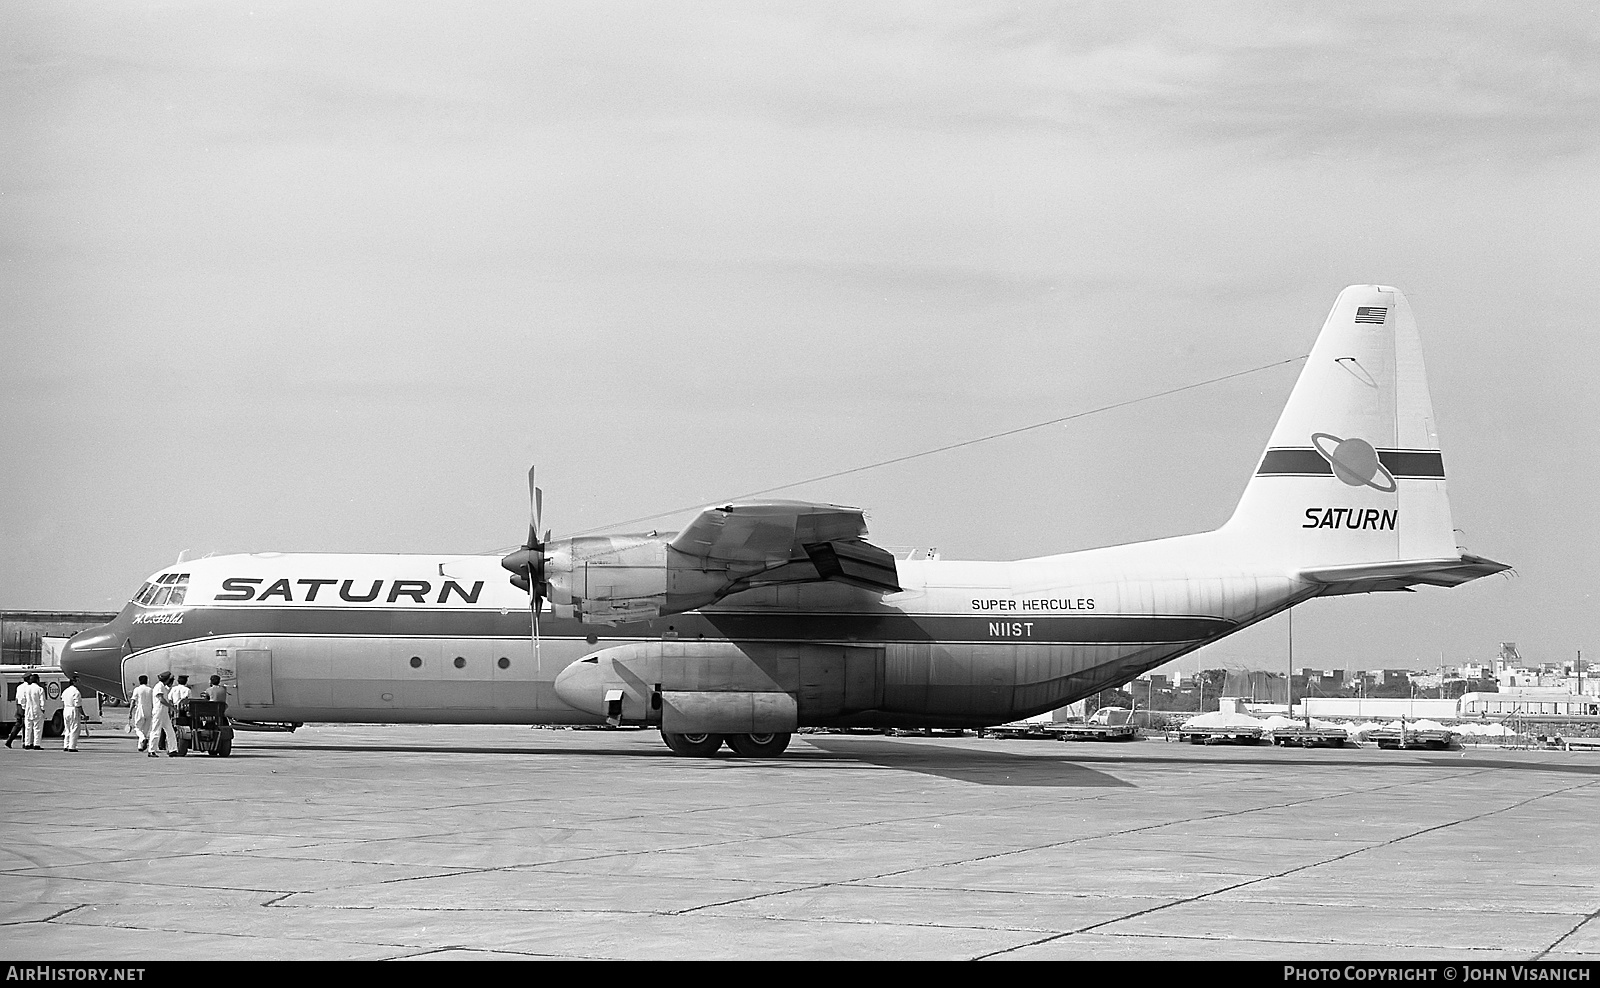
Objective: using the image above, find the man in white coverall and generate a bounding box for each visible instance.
[151,673,174,757]
[60,675,84,752]
[19,673,46,750]
[128,675,155,752]
[167,675,192,754]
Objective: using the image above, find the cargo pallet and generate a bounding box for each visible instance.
[1366,728,1454,750]
[1177,726,1264,745]
[1056,724,1139,742]
[1270,727,1350,748]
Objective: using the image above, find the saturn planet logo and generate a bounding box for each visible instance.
[1311,433,1397,492]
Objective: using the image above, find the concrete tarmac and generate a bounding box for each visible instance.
[3,725,1599,961]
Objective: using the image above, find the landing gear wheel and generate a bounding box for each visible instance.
[47,711,63,739]
[215,731,233,757]
[661,732,725,757]
[725,732,791,757]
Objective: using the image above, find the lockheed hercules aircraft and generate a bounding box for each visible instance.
[61,286,1507,756]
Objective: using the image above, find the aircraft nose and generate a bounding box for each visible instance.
[60,624,127,699]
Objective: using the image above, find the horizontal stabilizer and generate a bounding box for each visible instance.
[1298,554,1511,596]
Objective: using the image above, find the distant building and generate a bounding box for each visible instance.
[1302,697,1458,720]
[1,611,119,666]
[1298,668,1344,696]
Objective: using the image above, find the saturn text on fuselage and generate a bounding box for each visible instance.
[213,578,486,604]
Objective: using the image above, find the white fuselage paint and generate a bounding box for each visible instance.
[102,530,1302,728]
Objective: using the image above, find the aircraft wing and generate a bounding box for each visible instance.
[1297,553,1511,596]
[669,500,902,594]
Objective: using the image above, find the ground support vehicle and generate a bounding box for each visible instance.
[172,698,234,757]
[1057,706,1140,741]
[1,665,101,738]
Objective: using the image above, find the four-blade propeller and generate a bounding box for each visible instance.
[500,466,550,649]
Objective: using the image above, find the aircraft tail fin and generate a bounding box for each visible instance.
[1221,285,1507,586]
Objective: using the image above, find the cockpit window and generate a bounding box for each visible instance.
[138,573,190,607]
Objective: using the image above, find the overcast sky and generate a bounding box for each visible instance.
[3,1,1595,674]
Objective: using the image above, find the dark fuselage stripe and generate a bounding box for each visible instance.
[126,606,1237,648]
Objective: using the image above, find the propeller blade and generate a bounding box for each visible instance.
[522,465,546,663]
[532,594,542,667]
[534,466,547,549]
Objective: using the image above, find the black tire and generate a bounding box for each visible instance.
[46,710,63,738]
[725,732,792,757]
[661,731,724,757]
[216,731,233,757]
[174,732,189,757]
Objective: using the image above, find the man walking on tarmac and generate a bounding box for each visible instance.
[18,673,46,750]
[128,675,155,752]
[60,675,85,752]
[169,675,192,740]
[151,673,174,757]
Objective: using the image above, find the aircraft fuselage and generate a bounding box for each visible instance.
[62,531,1299,729]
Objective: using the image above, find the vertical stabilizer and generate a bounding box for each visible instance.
[1223,286,1462,569]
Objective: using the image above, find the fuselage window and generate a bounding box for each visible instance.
[409,656,422,669]
[453,656,466,669]
[497,657,509,670]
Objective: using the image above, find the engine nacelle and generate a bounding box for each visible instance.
[543,534,730,626]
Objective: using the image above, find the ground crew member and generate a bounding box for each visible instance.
[7,674,36,748]
[19,673,46,750]
[151,673,174,756]
[5,692,25,747]
[128,675,155,752]
[169,675,192,741]
[60,675,84,752]
[205,675,228,717]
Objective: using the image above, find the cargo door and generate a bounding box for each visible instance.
[843,645,884,713]
[237,649,275,707]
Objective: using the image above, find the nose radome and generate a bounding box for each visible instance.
[60,625,126,699]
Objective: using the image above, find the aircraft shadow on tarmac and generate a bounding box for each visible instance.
[256,736,1131,787]
[236,738,1600,786]
[795,738,1133,787]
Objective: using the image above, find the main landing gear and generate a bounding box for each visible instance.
[660,731,792,757]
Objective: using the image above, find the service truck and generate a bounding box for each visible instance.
[2,665,103,738]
